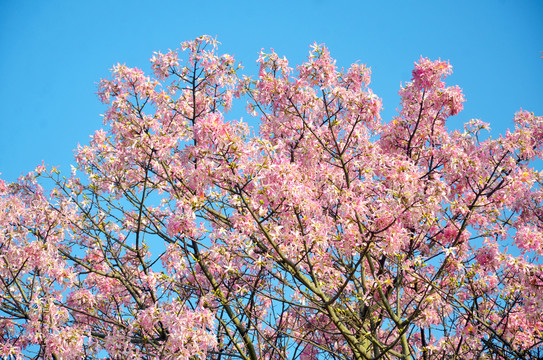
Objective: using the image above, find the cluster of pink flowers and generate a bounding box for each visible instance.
[1,37,542,359]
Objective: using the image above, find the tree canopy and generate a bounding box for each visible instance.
[1,36,543,359]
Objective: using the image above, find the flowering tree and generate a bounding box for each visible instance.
[1,36,543,359]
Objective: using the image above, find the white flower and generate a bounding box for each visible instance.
[443,247,457,257]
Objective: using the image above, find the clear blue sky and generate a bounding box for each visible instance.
[1,0,542,182]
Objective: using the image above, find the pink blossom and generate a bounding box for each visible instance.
[2,37,543,360]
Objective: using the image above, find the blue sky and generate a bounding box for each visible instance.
[1,0,542,182]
